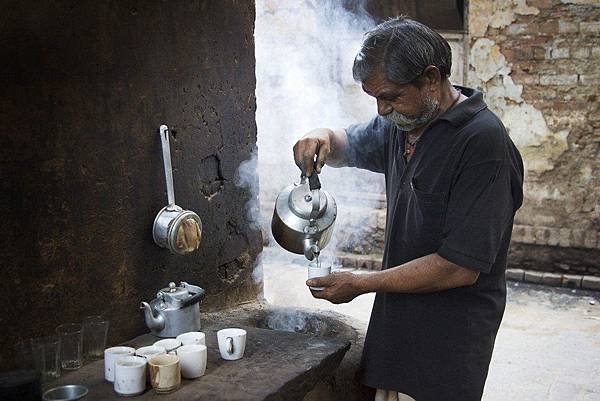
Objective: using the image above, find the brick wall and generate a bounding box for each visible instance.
[467,0,600,276]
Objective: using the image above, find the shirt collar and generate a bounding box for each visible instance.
[437,86,487,127]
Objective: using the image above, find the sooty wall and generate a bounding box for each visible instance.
[0,0,261,370]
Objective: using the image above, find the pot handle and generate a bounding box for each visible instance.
[308,173,321,191]
[159,125,176,209]
[180,282,206,307]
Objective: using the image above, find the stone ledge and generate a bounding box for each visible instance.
[507,269,600,291]
[50,315,351,401]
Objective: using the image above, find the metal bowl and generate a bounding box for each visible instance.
[42,384,88,401]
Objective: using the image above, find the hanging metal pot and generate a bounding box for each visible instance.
[152,125,202,254]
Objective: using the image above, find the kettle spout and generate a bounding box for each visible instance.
[140,302,165,331]
[302,239,320,261]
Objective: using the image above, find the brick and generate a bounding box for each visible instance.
[592,47,600,58]
[539,20,559,35]
[524,271,544,284]
[571,229,585,247]
[572,47,590,59]
[506,269,525,281]
[535,228,549,245]
[562,274,582,288]
[559,20,579,33]
[540,74,578,85]
[528,0,555,8]
[559,228,571,246]
[583,230,598,249]
[551,47,570,59]
[580,22,600,34]
[582,276,600,291]
[542,272,562,286]
[536,46,551,59]
[507,23,529,36]
[547,228,560,246]
[580,74,600,85]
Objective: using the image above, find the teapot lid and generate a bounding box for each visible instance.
[288,178,328,219]
[158,282,190,300]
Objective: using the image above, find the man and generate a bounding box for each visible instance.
[293,17,524,401]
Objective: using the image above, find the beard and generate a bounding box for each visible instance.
[383,95,440,131]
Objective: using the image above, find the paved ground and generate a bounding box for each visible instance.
[263,261,600,401]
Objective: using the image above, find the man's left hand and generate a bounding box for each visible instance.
[306,271,364,304]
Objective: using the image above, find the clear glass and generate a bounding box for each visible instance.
[14,339,35,370]
[82,315,109,361]
[55,323,83,370]
[30,336,61,382]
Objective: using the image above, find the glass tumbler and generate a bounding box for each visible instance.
[30,336,61,382]
[14,339,35,370]
[55,323,83,370]
[82,315,109,361]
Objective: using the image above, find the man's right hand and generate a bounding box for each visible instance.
[292,128,348,176]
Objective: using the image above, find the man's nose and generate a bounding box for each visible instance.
[377,99,392,116]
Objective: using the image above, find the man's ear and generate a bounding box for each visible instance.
[421,65,442,89]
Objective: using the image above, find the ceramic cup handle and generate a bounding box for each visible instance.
[226,337,234,354]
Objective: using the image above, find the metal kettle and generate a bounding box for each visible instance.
[140,281,205,338]
[271,174,337,260]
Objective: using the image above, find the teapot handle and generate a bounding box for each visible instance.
[180,282,206,307]
[308,173,321,191]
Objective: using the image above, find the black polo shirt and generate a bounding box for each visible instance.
[345,87,524,401]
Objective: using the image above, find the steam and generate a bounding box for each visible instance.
[237,0,384,281]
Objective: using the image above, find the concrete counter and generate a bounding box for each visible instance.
[50,323,351,401]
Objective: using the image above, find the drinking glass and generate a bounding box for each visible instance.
[14,339,35,370]
[30,336,61,382]
[82,315,109,361]
[55,323,83,370]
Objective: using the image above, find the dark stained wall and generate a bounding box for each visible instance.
[0,0,261,370]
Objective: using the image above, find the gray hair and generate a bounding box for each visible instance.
[352,17,452,86]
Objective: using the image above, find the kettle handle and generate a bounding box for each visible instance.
[180,282,206,307]
[308,173,321,191]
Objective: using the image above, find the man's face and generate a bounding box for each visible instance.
[362,70,440,131]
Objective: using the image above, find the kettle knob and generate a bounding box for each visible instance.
[168,282,177,292]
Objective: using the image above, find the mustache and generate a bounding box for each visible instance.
[383,97,440,131]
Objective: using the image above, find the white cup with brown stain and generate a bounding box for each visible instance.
[148,354,181,394]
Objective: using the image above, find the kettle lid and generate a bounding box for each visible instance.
[158,282,190,300]
[288,178,328,219]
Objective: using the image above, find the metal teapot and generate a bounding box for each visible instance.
[140,281,205,338]
[271,174,337,260]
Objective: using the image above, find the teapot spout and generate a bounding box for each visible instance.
[140,302,165,331]
[302,239,320,261]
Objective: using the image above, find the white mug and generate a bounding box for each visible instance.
[153,338,182,353]
[217,328,247,361]
[307,264,331,291]
[135,345,167,360]
[176,344,207,379]
[104,346,136,382]
[176,331,206,346]
[114,355,147,396]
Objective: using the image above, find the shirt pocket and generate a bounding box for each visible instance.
[409,178,447,251]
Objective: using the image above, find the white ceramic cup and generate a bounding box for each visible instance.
[135,345,167,359]
[176,331,206,346]
[104,346,136,382]
[114,355,147,396]
[217,328,247,361]
[153,338,181,353]
[176,344,207,379]
[148,354,181,394]
[307,264,331,291]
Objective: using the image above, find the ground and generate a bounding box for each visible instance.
[263,260,600,401]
